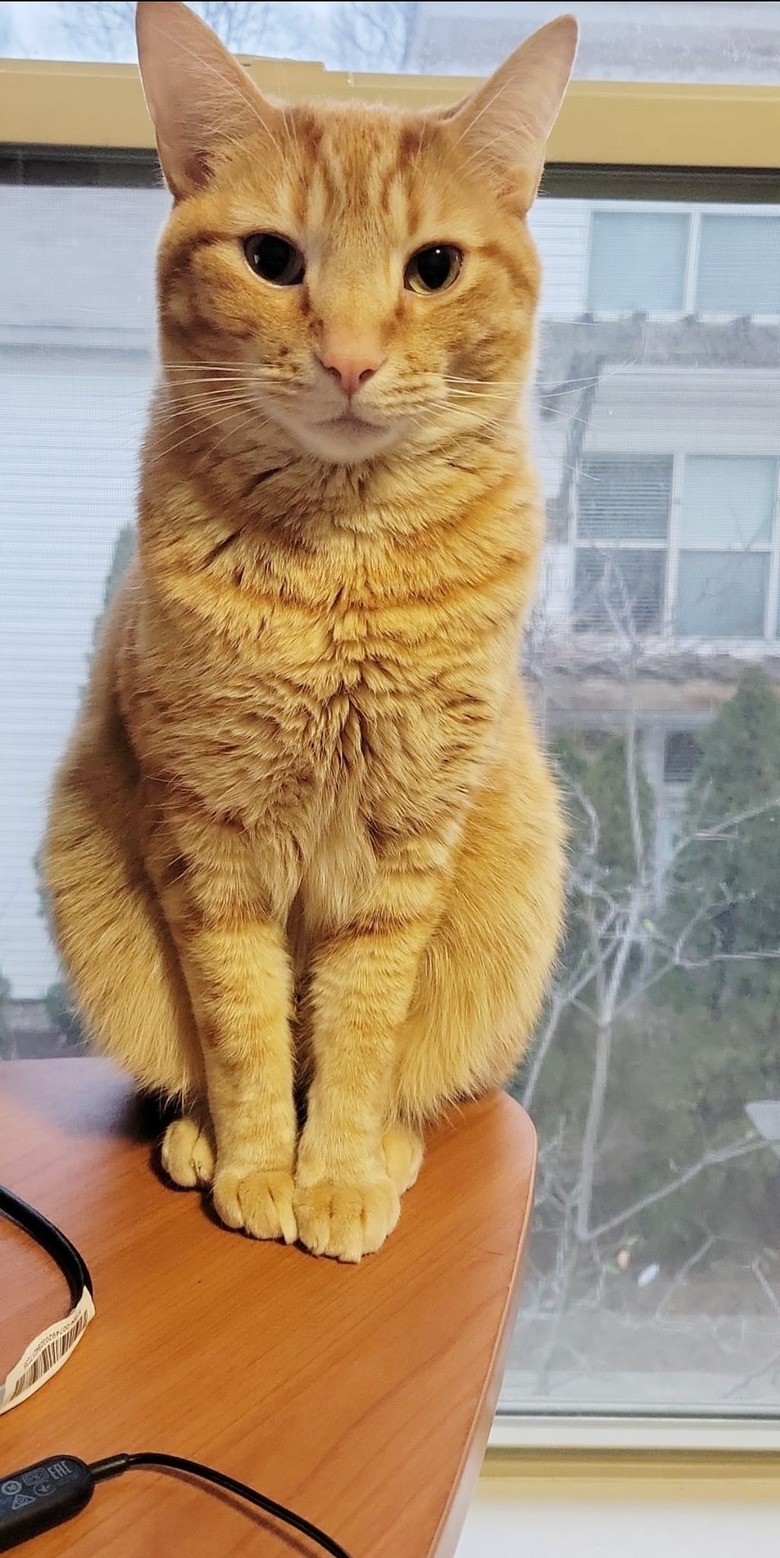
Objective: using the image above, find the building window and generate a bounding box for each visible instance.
[675,551,769,637]
[696,214,780,315]
[679,457,776,548]
[586,211,689,313]
[578,457,672,541]
[587,210,780,318]
[574,548,666,634]
[663,730,703,783]
[572,455,776,640]
[573,457,671,633]
[674,456,776,637]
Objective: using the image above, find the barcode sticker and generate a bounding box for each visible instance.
[0,1288,95,1414]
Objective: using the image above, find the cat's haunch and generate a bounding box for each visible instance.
[43,0,576,1260]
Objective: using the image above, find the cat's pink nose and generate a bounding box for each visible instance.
[319,345,385,398]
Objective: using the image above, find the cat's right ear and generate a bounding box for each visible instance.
[441,15,578,212]
[135,1,280,199]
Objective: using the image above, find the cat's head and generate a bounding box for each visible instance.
[137,1,577,468]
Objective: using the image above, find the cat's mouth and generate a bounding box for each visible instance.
[322,411,383,433]
[269,399,406,466]
[282,405,405,465]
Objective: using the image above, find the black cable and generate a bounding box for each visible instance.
[1,1189,353,1554]
[89,1452,354,1557]
[0,1452,355,1554]
[0,1184,93,1303]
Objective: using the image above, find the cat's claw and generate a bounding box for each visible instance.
[294,1176,400,1263]
[212,1166,297,1244]
[161,1115,215,1189]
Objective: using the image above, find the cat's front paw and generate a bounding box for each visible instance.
[294,1175,400,1263]
[161,1115,215,1189]
[213,1166,297,1244]
[382,1127,424,1194]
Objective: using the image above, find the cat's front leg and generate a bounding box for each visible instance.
[189,918,298,1242]
[144,799,299,1242]
[295,876,438,1262]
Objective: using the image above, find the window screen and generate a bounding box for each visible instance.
[4,154,780,1431]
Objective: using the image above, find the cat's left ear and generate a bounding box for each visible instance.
[442,15,578,212]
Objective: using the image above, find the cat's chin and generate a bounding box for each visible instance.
[281,411,406,467]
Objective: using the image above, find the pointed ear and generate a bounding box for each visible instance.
[443,15,578,212]
[135,1,280,199]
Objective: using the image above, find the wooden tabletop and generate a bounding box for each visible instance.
[0,1059,535,1558]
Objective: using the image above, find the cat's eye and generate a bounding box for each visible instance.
[243,233,305,287]
[404,244,463,296]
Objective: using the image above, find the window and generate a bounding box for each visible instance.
[565,454,778,641]
[587,213,689,314]
[577,458,672,541]
[675,457,776,637]
[574,548,665,634]
[586,209,780,319]
[697,215,780,315]
[5,1,780,81]
[4,10,780,1447]
[663,731,703,784]
[527,193,780,1423]
[572,457,671,635]
[676,552,769,637]
[679,457,776,548]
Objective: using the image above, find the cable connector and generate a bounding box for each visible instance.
[0,1455,94,1551]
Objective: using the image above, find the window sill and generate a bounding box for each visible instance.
[489,1412,780,1454]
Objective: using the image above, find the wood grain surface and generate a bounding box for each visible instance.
[0,1060,535,1558]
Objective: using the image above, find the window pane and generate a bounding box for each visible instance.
[587,213,688,313]
[2,174,160,1010]
[520,188,780,1419]
[663,731,703,783]
[5,1,780,82]
[675,552,768,636]
[697,215,780,314]
[680,457,777,547]
[6,155,780,1429]
[578,457,672,541]
[574,549,665,633]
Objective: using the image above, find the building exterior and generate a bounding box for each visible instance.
[526,195,780,888]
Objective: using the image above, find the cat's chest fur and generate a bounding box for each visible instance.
[132,527,494,845]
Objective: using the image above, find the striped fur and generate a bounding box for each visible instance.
[43,2,577,1259]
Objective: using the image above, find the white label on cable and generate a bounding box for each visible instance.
[0,1287,96,1414]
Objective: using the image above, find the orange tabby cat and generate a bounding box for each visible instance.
[44,0,575,1260]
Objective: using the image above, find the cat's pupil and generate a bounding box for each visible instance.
[417,248,452,289]
[405,244,462,295]
[243,233,304,287]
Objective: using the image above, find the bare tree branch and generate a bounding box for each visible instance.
[585,1137,768,1243]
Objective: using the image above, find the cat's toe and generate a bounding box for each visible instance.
[294,1176,400,1263]
[161,1115,215,1189]
[212,1167,297,1244]
[382,1127,424,1194]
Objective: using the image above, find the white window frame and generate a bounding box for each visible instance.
[584,203,780,326]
